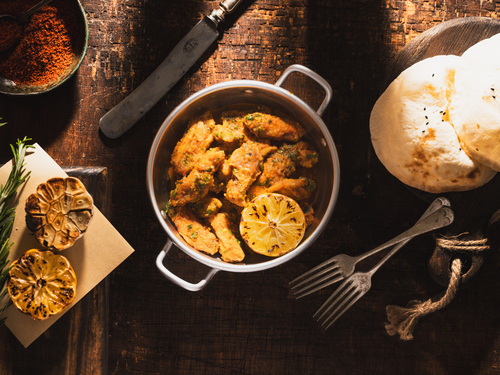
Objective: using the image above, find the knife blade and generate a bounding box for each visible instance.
[99,0,244,139]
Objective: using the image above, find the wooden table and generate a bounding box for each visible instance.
[0,0,500,374]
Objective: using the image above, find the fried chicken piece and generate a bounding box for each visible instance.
[248,141,319,200]
[220,197,243,223]
[294,166,316,181]
[244,112,306,142]
[189,196,222,218]
[218,197,243,239]
[209,175,225,194]
[170,148,225,207]
[290,141,319,169]
[248,146,296,199]
[218,158,233,182]
[213,110,257,151]
[171,111,215,176]
[225,141,277,206]
[171,207,219,255]
[208,213,245,263]
[267,176,316,201]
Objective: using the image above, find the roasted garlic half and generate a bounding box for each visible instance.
[25,177,93,250]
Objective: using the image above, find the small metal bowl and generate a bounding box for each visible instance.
[0,0,88,96]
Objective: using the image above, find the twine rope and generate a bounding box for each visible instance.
[385,233,490,340]
[436,234,489,252]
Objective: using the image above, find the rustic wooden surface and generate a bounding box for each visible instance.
[0,0,500,374]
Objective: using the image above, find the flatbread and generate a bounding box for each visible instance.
[449,33,500,172]
[370,55,496,193]
[460,32,500,69]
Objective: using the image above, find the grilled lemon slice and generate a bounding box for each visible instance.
[240,193,306,257]
[7,249,77,321]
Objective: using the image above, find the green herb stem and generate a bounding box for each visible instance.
[0,136,33,325]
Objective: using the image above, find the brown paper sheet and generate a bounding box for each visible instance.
[0,144,135,347]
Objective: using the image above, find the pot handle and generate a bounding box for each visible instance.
[275,64,332,117]
[156,239,220,291]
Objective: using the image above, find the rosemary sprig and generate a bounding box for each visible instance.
[0,136,33,325]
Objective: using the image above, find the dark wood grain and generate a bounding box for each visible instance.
[0,167,109,375]
[0,1,500,374]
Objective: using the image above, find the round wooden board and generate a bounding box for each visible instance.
[381,17,500,285]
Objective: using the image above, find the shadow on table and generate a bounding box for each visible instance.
[0,74,79,161]
[295,0,500,374]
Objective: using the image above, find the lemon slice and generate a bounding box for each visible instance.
[240,193,306,257]
[7,249,77,321]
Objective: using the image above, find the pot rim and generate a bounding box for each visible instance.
[147,78,340,273]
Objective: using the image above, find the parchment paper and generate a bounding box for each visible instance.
[0,144,135,347]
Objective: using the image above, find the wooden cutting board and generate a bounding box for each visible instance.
[0,167,110,375]
[382,17,500,286]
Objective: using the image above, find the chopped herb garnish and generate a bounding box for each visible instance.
[171,188,178,198]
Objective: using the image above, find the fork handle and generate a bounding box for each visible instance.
[354,197,451,263]
[368,206,454,274]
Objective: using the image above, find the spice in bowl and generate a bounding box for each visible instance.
[0,18,22,52]
[0,0,83,89]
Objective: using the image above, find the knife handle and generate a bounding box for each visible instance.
[220,0,244,13]
[210,0,244,24]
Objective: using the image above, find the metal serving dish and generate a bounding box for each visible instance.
[0,0,88,95]
[148,64,340,291]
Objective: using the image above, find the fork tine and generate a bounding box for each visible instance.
[290,261,341,290]
[321,290,363,330]
[292,272,344,299]
[313,279,354,320]
[289,257,339,286]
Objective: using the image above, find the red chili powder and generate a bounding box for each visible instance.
[0,18,23,52]
[0,0,79,86]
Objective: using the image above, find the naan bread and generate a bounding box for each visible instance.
[460,33,500,69]
[370,55,496,193]
[449,33,500,172]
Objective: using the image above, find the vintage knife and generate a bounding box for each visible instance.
[99,0,244,139]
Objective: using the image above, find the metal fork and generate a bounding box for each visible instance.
[290,197,451,298]
[314,204,454,330]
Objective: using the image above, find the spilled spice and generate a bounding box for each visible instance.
[0,0,79,86]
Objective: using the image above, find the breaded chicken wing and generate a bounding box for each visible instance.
[170,148,225,207]
[244,112,306,142]
[248,141,319,200]
[189,195,222,218]
[290,141,319,169]
[209,213,245,263]
[171,206,219,255]
[267,176,316,201]
[225,141,277,206]
[171,111,215,176]
[213,110,257,151]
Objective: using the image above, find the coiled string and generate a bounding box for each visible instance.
[384,234,489,340]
